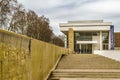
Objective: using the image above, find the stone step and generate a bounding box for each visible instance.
[50,76,120,80]
[49,69,120,80]
[56,54,120,69]
[49,78,120,80]
[53,69,120,73]
[60,78,120,80]
[48,54,120,80]
[50,73,120,79]
[57,67,120,69]
[51,72,120,77]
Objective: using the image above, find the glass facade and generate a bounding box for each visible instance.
[66,31,110,53]
[102,32,109,50]
[75,32,100,41]
[75,32,92,41]
[74,32,100,53]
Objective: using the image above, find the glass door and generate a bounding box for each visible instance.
[80,44,92,53]
[88,44,92,53]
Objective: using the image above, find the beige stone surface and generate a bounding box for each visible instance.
[31,39,68,80]
[49,54,120,79]
[0,29,31,80]
[0,29,69,80]
[68,28,74,54]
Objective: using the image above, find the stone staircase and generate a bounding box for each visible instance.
[48,54,120,80]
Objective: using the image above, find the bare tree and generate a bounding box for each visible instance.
[37,16,52,42]
[8,4,27,34]
[0,0,54,43]
[0,0,17,29]
[52,36,64,47]
[26,11,52,42]
[26,10,38,38]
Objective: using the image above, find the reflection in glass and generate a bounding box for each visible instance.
[102,32,109,50]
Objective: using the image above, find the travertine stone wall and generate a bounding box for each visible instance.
[0,29,68,80]
[0,61,1,79]
[31,39,68,80]
[0,29,31,80]
[68,28,74,53]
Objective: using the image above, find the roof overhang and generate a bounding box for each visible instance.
[60,26,110,31]
[59,22,112,27]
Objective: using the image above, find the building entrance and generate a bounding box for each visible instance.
[80,44,92,53]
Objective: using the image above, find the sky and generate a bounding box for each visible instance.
[18,0,120,35]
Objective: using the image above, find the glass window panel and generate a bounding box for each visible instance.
[75,32,92,41]
[102,32,109,43]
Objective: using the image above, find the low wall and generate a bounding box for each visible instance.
[31,39,68,80]
[0,29,31,80]
[0,29,68,80]
[115,47,120,50]
[94,50,120,61]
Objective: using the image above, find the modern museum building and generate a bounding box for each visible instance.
[59,20,114,53]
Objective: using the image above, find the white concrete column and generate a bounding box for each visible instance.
[65,35,67,48]
[100,31,102,50]
[79,44,81,53]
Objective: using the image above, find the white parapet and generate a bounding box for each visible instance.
[60,26,110,31]
[59,22,112,27]
[94,50,120,61]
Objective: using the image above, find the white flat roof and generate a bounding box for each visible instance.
[60,26,110,31]
[59,20,112,32]
[59,22,112,27]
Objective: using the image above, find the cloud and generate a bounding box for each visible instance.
[18,0,120,35]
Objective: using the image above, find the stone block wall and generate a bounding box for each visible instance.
[0,29,68,80]
[0,29,31,80]
[31,39,68,80]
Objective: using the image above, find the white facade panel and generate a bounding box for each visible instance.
[60,26,110,31]
[92,36,100,51]
[59,22,112,26]
[94,50,120,61]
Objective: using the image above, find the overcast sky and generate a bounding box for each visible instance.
[18,0,120,35]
